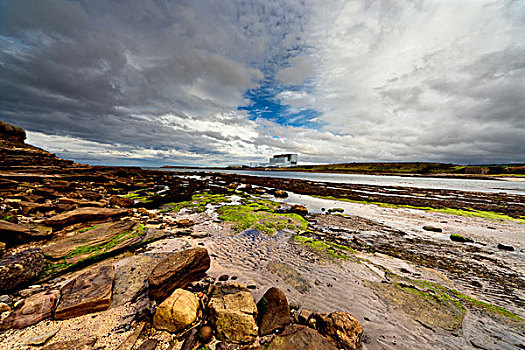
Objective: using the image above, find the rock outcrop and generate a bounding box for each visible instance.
[0,220,51,245]
[45,207,129,227]
[0,248,44,292]
[153,289,199,333]
[209,283,258,344]
[54,265,114,320]
[257,287,291,336]
[148,247,210,301]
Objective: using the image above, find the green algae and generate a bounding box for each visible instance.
[122,189,154,203]
[313,195,525,223]
[42,224,147,278]
[292,235,355,260]
[387,272,523,323]
[160,192,233,213]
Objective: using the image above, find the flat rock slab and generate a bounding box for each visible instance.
[1,289,60,329]
[43,221,136,261]
[209,283,258,344]
[148,247,210,301]
[113,255,159,307]
[54,265,114,320]
[0,220,51,244]
[41,336,97,350]
[0,248,44,292]
[45,207,129,227]
[267,324,337,350]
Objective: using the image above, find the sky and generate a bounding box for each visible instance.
[0,0,524,166]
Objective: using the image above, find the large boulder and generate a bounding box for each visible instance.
[1,289,60,329]
[209,283,258,344]
[267,324,338,350]
[308,311,363,350]
[54,265,114,320]
[148,248,210,301]
[153,289,199,333]
[0,248,44,293]
[257,287,291,336]
[45,207,129,227]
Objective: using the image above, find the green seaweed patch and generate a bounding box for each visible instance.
[313,195,525,223]
[449,233,474,243]
[160,192,233,213]
[218,202,308,235]
[122,189,154,204]
[78,225,99,233]
[42,224,147,278]
[292,235,355,260]
[387,272,523,323]
[327,208,344,214]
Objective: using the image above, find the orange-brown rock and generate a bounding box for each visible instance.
[45,207,128,227]
[1,289,60,329]
[54,265,114,320]
[148,248,210,301]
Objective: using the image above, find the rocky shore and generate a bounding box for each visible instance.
[1,121,524,349]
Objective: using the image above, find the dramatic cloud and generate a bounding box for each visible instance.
[1,0,524,165]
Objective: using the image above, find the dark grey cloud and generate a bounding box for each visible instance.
[1,0,524,166]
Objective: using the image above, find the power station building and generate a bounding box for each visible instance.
[250,154,298,168]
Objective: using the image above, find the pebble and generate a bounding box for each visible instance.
[25,329,59,345]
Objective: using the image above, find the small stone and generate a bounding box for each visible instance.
[0,302,10,313]
[199,325,214,343]
[41,336,97,350]
[218,275,229,281]
[190,231,208,238]
[298,309,313,325]
[497,243,514,251]
[423,226,442,232]
[25,328,59,345]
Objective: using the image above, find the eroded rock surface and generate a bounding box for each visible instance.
[1,289,59,329]
[45,207,128,227]
[0,248,44,292]
[148,247,210,301]
[209,283,258,344]
[54,265,114,320]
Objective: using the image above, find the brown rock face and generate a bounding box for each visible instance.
[0,220,51,245]
[267,324,337,350]
[45,207,129,227]
[209,283,258,344]
[0,248,44,292]
[41,336,97,350]
[109,195,134,208]
[257,287,291,336]
[54,265,114,320]
[148,248,210,301]
[308,312,363,350]
[0,120,26,143]
[1,289,60,329]
[153,289,199,333]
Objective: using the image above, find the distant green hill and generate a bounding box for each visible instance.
[274,162,525,176]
